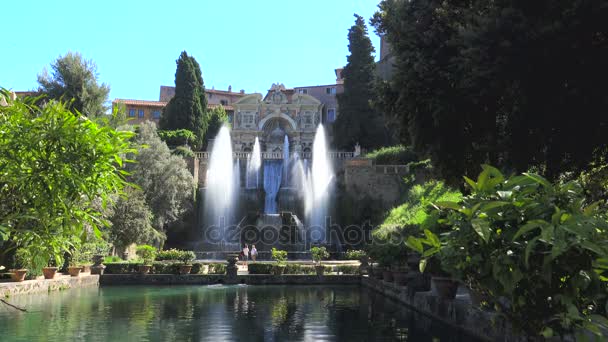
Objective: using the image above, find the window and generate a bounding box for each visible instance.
[304,115,312,124]
[128,109,135,117]
[326,87,336,95]
[220,99,228,106]
[298,89,307,94]
[152,110,161,119]
[138,109,145,118]
[327,108,336,122]
[243,114,254,124]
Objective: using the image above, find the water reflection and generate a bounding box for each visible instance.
[0,285,479,341]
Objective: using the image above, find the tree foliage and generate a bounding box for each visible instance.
[109,187,162,249]
[333,14,386,150]
[372,0,608,184]
[37,51,110,117]
[160,51,208,149]
[0,91,133,269]
[206,105,229,147]
[126,121,194,233]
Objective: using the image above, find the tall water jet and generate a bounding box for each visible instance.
[308,124,334,244]
[263,160,283,214]
[246,137,261,189]
[203,125,236,246]
[282,135,290,187]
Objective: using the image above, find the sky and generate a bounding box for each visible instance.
[1,0,381,102]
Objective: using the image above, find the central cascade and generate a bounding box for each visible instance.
[201,124,335,253]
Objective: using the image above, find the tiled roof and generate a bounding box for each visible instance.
[113,99,233,111]
[113,99,167,107]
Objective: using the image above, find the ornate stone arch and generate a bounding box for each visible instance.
[258,113,297,132]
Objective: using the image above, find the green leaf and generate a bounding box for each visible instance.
[513,220,548,240]
[434,201,461,210]
[540,327,553,338]
[525,237,540,268]
[419,258,428,273]
[471,218,491,243]
[463,176,477,191]
[423,229,440,247]
[522,172,552,189]
[405,236,424,254]
[480,201,509,212]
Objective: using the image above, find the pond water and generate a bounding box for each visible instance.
[0,285,479,341]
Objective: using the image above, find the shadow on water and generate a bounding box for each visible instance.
[0,285,481,342]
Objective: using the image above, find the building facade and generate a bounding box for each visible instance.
[231,83,322,153]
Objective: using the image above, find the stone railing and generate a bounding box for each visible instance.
[194,151,355,160]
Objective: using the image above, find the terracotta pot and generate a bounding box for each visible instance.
[392,271,408,286]
[68,266,81,277]
[11,269,27,282]
[179,265,193,275]
[382,270,394,282]
[432,277,459,300]
[315,265,325,276]
[42,267,58,279]
[138,265,152,274]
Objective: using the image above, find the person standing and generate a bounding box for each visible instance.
[251,245,258,262]
[242,244,250,266]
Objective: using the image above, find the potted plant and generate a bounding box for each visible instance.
[43,256,59,280]
[67,248,82,277]
[271,248,287,275]
[311,246,330,276]
[136,245,157,274]
[11,248,29,282]
[346,249,368,275]
[178,250,196,274]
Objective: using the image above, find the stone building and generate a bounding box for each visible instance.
[231,83,323,153]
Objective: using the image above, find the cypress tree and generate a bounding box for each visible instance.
[160,51,208,149]
[333,14,385,150]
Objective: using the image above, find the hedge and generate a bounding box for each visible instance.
[104,262,220,275]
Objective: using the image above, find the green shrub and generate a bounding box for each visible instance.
[173,145,195,158]
[248,263,274,274]
[104,255,123,263]
[365,145,417,165]
[178,250,196,265]
[157,129,195,147]
[285,264,316,275]
[136,245,157,265]
[345,249,367,260]
[271,248,287,266]
[208,263,226,274]
[190,262,205,274]
[408,165,608,338]
[336,265,359,275]
[150,261,180,274]
[156,248,183,261]
[311,247,329,265]
[104,262,139,274]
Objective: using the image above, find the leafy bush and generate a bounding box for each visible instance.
[208,263,226,274]
[173,145,195,158]
[285,264,316,275]
[104,256,124,263]
[190,262,206,274]
[248,263,274,274]
[271,248,288,266]
[104,262,139,274]
[408,165,608,338]
[365,145,417,165]
[345,250,367,260]
[156,248,183,261]
[136,245,157,265]
[0,94,134,274]
[157,129,195,147]
[178,250,196,265]
[336,265,359,275]
[311,247,329,265]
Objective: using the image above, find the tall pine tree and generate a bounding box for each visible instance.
[160,51,208,149]
[333,14,385,150]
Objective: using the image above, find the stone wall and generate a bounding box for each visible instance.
[0,274,99,298]
[344,158,410,207]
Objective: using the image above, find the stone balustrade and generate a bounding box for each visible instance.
[193,151,355,160]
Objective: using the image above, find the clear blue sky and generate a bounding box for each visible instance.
[2,0,381,102]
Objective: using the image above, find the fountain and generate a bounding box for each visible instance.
[308,124,334,244]
[203,125,237,249]
[263,160,283,214]
[246,137,261,189]
[282,135,289,186]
